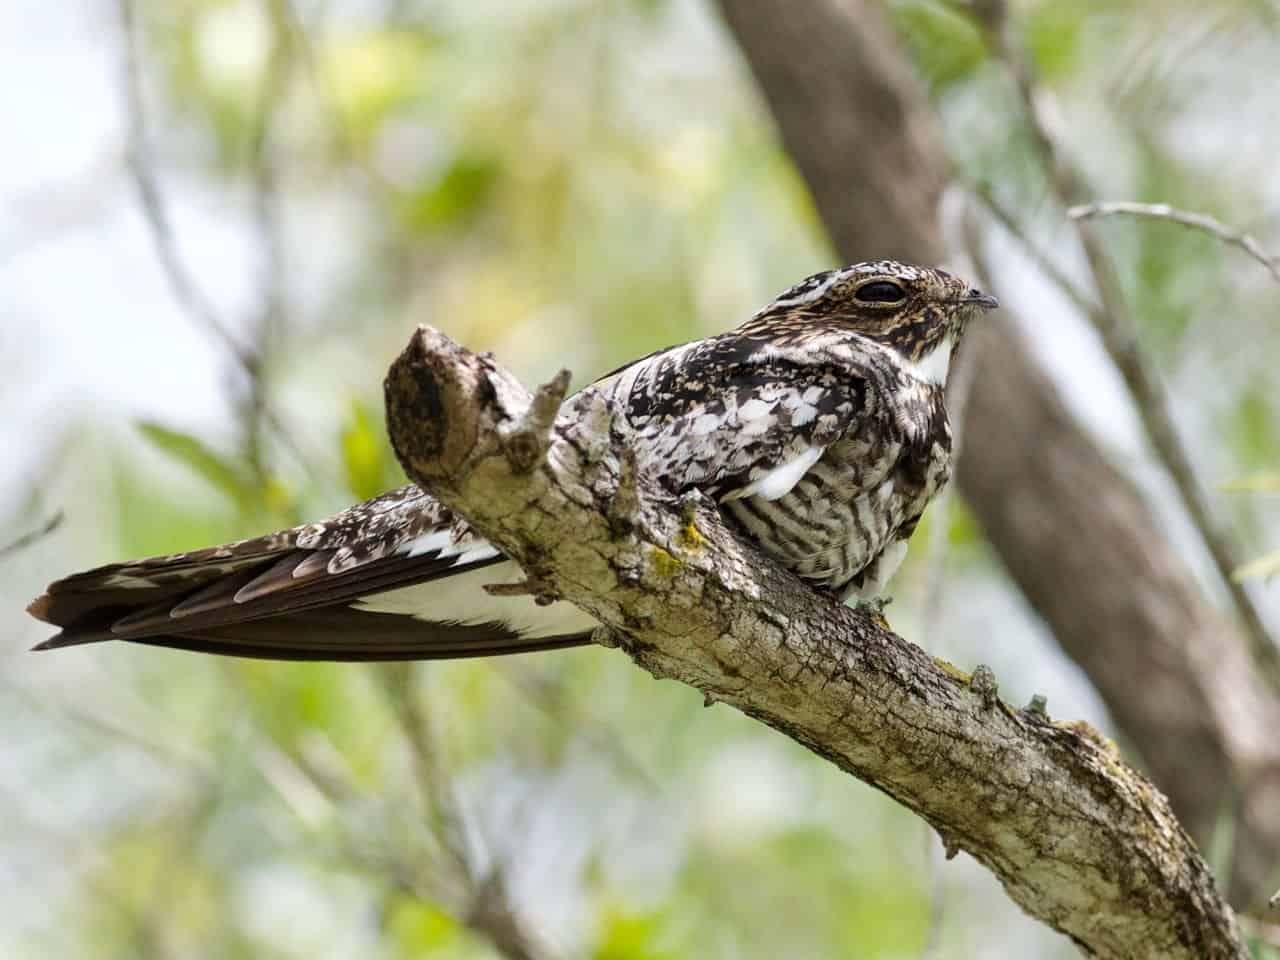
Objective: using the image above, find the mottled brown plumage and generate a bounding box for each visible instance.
[28,260,996,660]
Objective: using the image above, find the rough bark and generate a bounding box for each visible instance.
[716,0,1280,907]
[382,325,1246,960]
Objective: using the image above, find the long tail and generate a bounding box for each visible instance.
[28,487,596,661]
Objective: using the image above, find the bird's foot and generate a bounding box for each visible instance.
[852,595,893,629]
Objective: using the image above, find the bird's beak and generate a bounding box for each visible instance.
[961,289,1000,311]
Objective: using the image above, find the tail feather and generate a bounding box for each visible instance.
[27,488,598,662]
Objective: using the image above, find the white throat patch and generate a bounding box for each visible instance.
[912,334,954,386]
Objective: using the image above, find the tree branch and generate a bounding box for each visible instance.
[0,510,63,561]
[1067,201,1280,285]
[382,324,1245,960]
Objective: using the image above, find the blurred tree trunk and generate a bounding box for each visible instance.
[715,0,1280,908]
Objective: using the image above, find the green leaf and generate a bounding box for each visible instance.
[384,896,461,954]
[889,0,986,93]
[399,153,502,234]
[341,400,395,501]
[1229,383,1279,473]
[1026,1,1087,81]
[593,905,679,960]
[136,421,256,508]
[325,30,436,147]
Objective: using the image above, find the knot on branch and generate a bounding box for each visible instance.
[936,827,962,861]
[969,663,1000,710]
[608,448,642,536]
[384,325,571,488]
[499,369,571,473]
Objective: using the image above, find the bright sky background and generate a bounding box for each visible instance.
[1,0,260,514]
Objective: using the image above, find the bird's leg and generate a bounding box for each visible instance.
[852,595,892,616]
[849,594,893,630]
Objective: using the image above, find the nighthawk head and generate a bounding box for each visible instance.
[740,260,999,384]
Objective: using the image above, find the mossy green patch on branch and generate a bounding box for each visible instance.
[677,520,706,553]
[647,544,684,578]
[932,656,971,685]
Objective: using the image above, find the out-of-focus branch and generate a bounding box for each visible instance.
[1068,202,1280,285]
[375,665,473,882]
[969,0,1278,688]
[374,664,551,960]
[240,3,293,482]
[116,0,256,372]
[115,0,314,480]
[715,0,1280,909]
[0,511,63,561]
[255,706,552,960]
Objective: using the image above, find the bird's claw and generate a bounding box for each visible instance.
[852,595,893,628]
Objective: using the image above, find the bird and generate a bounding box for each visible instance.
[27,260,997,661]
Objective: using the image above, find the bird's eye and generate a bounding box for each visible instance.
[854,280,907,304]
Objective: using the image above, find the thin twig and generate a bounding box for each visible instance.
[116,0,256,372]
[241,1,294,484]
[115,0,316,480]
[970,0,1279,689]
[0,510,63,561]
[373,665,547,960]
[375,664,472,879]
[1068,202,1280,285]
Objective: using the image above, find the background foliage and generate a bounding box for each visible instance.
[4,0,1279,956]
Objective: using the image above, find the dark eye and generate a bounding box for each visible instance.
[855,280,906,303]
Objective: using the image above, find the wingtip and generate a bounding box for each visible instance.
[31,632,105,652]
[28,589,111,649]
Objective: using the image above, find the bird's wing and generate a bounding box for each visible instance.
[612,334,899,503]
[28,484,595,661]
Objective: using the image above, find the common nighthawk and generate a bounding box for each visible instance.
[28,261,997,660]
